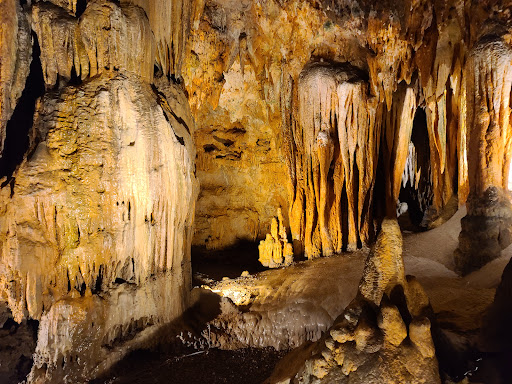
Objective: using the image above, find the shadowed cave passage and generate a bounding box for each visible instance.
[397,107,433,231]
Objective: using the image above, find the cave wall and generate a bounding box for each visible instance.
[2,0,512,381]
[183,0,473,253]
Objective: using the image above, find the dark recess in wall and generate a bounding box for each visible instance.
[76,0,87,17]
[0,33,45,181]
[398,107,433,231]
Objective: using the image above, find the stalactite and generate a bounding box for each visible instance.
[121,0,205,77]
[0,0,31,154]
[420,9,467,210]
[31,0,155,87]
[382,84,417,215]
[290,61,380,258]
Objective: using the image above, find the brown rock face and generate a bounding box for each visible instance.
[267,219,440,384]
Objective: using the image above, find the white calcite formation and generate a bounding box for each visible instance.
[0,1,198,382]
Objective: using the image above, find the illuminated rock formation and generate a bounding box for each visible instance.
[259,208,293,268]
[455,29,512,274]
[184,0,467,253]
[0,0,31,154]
[267,219,440,384]
[289,61,380,257]
[0,1,198,382]
[31,0,155,86]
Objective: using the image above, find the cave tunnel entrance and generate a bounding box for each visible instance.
[397,107,433,231]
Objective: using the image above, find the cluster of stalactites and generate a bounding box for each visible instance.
[121,0,204,77]
[289,61,381,258]
[31,0,156,87]
[258,208,293,268]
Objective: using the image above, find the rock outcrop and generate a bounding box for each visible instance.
[267,219,440,384]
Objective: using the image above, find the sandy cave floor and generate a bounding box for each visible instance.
[61,208,512,383]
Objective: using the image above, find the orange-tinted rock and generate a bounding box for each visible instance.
[0,0,31,154]
[455,30,512,274]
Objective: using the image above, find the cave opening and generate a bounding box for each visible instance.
[0,32,45,180]
[397,107,433,231]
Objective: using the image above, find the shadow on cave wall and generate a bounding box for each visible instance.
[0,32,45,181]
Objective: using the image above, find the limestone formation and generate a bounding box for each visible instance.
[121,0,204,77]
[289,62,380,258]
[184,0,470,254]
[266,219,440,384]
[31,0,155,87]
[455,29,512,274]
[0,0,31,154]
[0,1,199,381]
[259,208,293,268]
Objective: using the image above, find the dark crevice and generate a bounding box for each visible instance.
[76,0,87,18]
[92,265,103,294]
[150,84,190,141]
[397,107,433,231]
[68,65,82,86]
[0,32,45,180]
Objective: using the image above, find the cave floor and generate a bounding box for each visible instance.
[96,208,512,383]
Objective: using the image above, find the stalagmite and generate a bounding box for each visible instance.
[382,84,417,215]
[258,208,293,268]
[266,219,440,384]
[455,30,512,274]
[290,61,380,258]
